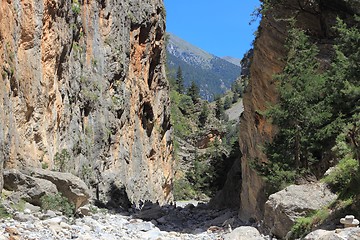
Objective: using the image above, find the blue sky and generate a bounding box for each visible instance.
[164,0,261,59]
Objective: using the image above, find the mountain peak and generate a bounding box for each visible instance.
[166,33,241,101]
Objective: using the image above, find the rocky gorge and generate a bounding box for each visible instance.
[1,0,360,239]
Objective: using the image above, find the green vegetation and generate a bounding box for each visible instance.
[198,102,209,126]
[0,202,11,219]
[223,96,232,110]
[290,208,330,239]
[175,66,185,94]
[173,178,197,200]
[80,164,93,183]
[323,120,360,199]
[72,0,81,15]
[54,149,71,172]
[166,49,241,101]
[10,199,26,212]
[168,62,242,200]
[169,90,193,138]
[40,193,75,217]
[187,81,200,103]
[215,97,226,120]
[79,76,101,111]
[42,162,49,169]
[252,17,360,196]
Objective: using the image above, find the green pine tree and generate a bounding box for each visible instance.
[176,66,185,94]
[224,96,232,110]
[198,102,209,126]
[187,81,200,103]
[232,92,239,103]
[215,98,225,120]
[257,26,331,193]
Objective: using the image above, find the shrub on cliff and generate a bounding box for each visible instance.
[53,149,71,172]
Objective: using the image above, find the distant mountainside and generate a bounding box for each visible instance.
[166,33,241,101]
[222,56,242,67]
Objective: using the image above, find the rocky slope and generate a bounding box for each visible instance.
[216,0,360,222]
[0,0,173,206]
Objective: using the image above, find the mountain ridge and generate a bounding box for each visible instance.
[166,33,241,101]
[222,56,241,67]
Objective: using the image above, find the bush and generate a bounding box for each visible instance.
[40,193,75,217]
[250,160,297,196]
[54,149,70,172]
[0,202,11,219]
[290,209,330,239]
[173,178,197,201]
[323,156,359,195]
[72,0,81,15]
[42,162,49,169]
[10,199,26,212]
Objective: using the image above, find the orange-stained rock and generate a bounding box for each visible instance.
[0,0,173,206]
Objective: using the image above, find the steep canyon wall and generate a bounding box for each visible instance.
[0,0,173,206]
[218,0,360,221]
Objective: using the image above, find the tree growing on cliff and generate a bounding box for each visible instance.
[255,26,330,192]
[215,98,226,120]
[224,96,232,110]
[54,149,71,172]
[175,66,185,94]
[187,81,200,103]
[257,17,360,194]
[198,102,209,126]
[324,17,360,165]
[324,17,360,145]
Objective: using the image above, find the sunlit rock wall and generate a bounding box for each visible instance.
[0,0,173,206]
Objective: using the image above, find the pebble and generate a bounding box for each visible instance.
[0,201,270,240]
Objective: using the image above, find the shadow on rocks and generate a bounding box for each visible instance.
[131,200,244,234]
[94,183,131,215]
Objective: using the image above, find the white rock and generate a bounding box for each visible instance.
[23,208,31,214]
[124,221,154,232]
[13,212,33,222]
[223,226,264,240]
[59,221,71,229]
[43,216,64,225]
[264,183,337,239]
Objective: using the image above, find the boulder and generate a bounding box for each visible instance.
[305,228,360,240]
[264,183,337,239]
[223,226,264,240]
[208,211,235,227]
[22,168,91,209]
[134,205,165,221]
[3,169,58,206]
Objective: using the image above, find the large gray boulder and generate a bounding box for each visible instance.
[23,168,92,209]
[3,169,58,206]
[223,226,265,240]
[264,183,337,239]
[305,228,360,240]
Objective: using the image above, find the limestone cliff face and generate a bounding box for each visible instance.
[0,0,173,205]
[216,0,360,221]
